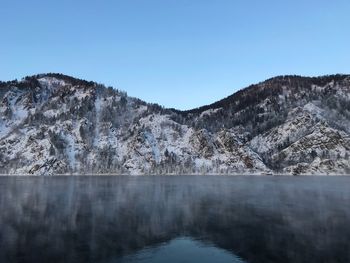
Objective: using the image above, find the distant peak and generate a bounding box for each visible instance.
[33,73,96,87]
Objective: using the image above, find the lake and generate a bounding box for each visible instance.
[0,176,349,263]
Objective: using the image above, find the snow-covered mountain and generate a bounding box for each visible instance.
[0,73,349,175]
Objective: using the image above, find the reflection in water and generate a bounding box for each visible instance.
[115,237,244,263]
[0,176,350,263]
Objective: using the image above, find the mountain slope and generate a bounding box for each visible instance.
[0,73,349,175]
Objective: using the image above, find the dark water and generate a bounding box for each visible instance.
[114,237,244,263]
[0,176,350,263]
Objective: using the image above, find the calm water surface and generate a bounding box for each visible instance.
[0,176,350,263]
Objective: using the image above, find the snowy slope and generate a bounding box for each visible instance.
[0,73,349,175]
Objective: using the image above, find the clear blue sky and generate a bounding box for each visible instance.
[1,0,349,110]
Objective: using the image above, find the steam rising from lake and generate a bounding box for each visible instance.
[0,176,349,263]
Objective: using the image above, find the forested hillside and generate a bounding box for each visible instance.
[0,73,349,175]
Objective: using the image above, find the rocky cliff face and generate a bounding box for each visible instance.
[0,73,349,175]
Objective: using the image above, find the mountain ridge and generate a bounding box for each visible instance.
[174,74,350,113]
[0,73,349,175]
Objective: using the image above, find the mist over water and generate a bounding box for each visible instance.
[0,176,350,263]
